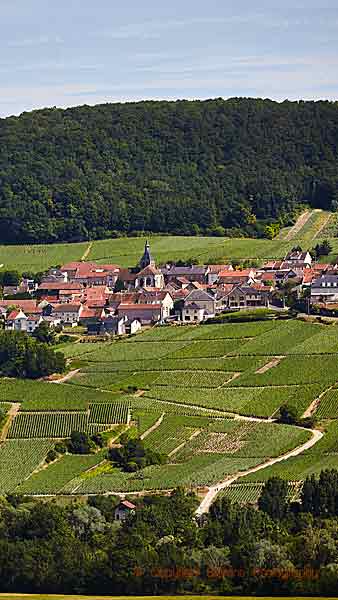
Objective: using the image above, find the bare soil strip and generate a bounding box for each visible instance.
[284,211,311,240]
[81,241,93,261]
[0,403,20,442]
[140,412,165,440]
[168,428,201,457]
[311,210,332,240]
[219,372,241,387]
[301,382,337,418]
[51,369,80,384]
[255,356,284,374]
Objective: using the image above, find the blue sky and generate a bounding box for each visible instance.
[1,0,337,117]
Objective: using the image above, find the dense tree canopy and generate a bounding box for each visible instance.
[0,330,65,378]
[109,434,166,472]
[1,98,338,243]
[1,478,338,596]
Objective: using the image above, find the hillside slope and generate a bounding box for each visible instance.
[0,97,338,243]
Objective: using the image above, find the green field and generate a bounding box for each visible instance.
[1,209,337,273]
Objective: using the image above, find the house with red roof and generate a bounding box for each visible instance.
[5,309,43,333]
[218,269,256,285]
[0,300,42,315]
[207,264,234,284]
[114,500,136,521]
[37,282,84,302]
[60,261,120,287]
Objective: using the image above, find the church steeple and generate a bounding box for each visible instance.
[139,240,155,270]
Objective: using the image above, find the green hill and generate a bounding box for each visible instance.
[1,97,338,244]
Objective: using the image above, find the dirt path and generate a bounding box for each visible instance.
[0,403,20,442]
[311,210,332,240]
[31,428,322,501]
[81,241,93,261]
[284,211,312,240]
[195,427,323,515]
[255,356,284,374]
[219,372,241,387]
[52,369,80,384]
[140,412,165,440]
[168,428,201,458]
[301,382,336,418]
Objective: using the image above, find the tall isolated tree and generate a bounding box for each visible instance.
[258,477,288,520]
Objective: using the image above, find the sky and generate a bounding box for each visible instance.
[0,0,338,117]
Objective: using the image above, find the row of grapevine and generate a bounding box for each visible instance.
[0,439,53,494]
[89,402,130,424]
[8,412,89,439]
[154,370,234,389]
[218,481,302,505]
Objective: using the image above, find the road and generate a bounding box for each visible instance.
[196,427,323,515]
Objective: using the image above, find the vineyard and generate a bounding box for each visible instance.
[1,318,338,498]
[0,439,53,494]
[89,403,130,424]
[8,412,90,439]
[18,451,107,495]
[218,481,302,505]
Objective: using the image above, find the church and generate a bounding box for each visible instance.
[133,241,164,289]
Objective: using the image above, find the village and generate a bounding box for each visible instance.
[1,240,338,336]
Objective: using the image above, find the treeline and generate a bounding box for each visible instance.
[2,472,338,596]
[0,331,65,378]
[1,98,338,243]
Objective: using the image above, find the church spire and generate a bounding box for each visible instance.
[139,239,155,270]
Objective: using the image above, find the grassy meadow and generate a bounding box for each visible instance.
[0,209,337,272]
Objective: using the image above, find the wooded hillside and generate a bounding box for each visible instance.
[1,97,338,243]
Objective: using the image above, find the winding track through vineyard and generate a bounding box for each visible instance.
[196,427,323,515]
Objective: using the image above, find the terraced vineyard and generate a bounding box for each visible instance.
[1,317,338,497]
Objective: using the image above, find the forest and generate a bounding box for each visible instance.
[1,475,338,596]
[1,98,338,243]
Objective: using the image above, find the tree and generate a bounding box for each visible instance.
[114,278,125,292]
[258,477,289,520]
[33,322,56,345]
[301,470,338,517]
[312,239,333,258]
[264,222,280,239]
[109,435,166,472]
[69,506,106,540]
[278,403,298,424]
[0,271,20,286]
[0,330,65,379]
[0,99,338,243]
[68,431,95,454]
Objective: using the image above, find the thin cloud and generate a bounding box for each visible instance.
[99,13,333,41]
[8,35,63,47]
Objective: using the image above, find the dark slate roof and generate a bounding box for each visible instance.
[184,302,204,310]
[185,289,215,302]
[312,274,338,286]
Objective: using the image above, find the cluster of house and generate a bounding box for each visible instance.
[2,242,338,336]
